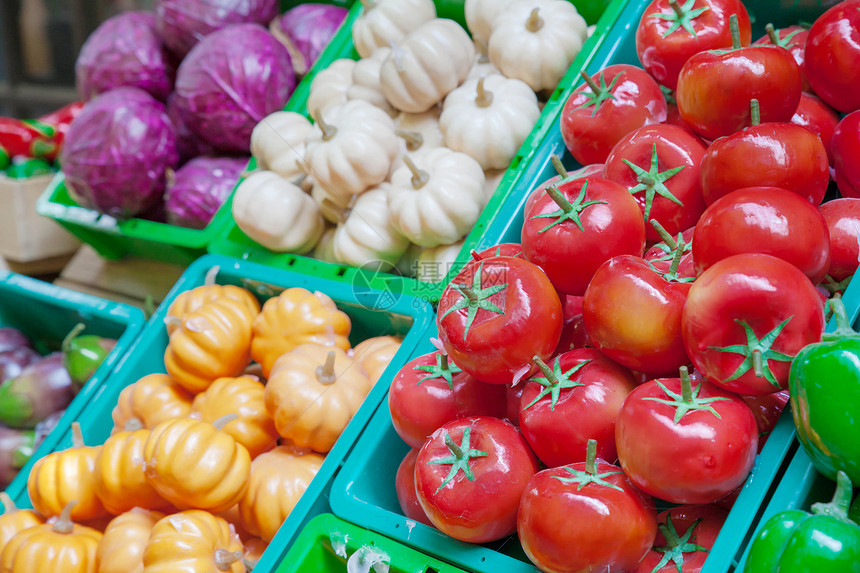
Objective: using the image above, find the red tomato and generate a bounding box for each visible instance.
[699,118,830,206]
[518,349,637,467]
[644,226,696,280]
[754,24,810,92]
[604,124,707,241]
[522,177,646,295]
[437,257,562,385]
[388,350,507,449]
[584,255,692,376]
[395,449,432,526]
[742,389,789,452]
[470,243,523,261]
[518,440,657,573]
[524,160,605,216]
[415,417,539,543]
[682,253,824,395]
[555,294,592,353]
[616,367,758,503]
[504,383,525,427]
[805,0,860,113]
[831,111,860,199]
[820,198,860,282]
[561,65,668,165]
[676,17,802,140]
[791,92,840,165]
[634,504,729,573]
[692,187,832,284]
[636,0,751,90]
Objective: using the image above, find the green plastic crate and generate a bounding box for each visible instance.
[278,513,467,573]
[34,0,357,266]
[0,271,145,504]
[208,0,628,305]
[18,254,435,571]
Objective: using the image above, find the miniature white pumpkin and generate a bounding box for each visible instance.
[489,0,587,92]
[306,100,399,197]
[440,75,540,170]
[388,148,485,247]
[232,171,325,254]
[483,168,506,202]
[466,38,501,82]
[333,185,410,270]
[347,47,397,117]
[307,59,357,118]
[352,0,437,58]
[391,107,444,173]
[312,226,338,263]
[416,239,465,283]
[250,111,314,180]
[464,0,517,46]
[311,178,356,224]
[380,19,475,114]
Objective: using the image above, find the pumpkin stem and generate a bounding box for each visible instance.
[360,0,376,10]
[475,77,494,108]
[205,265,220,286]
[71,422,85,448]
[321,198,350,224]
[474,37,490,64]
[62,323,86,354]
[0,492,17,514]
[395,130,425,152]
[123,418,144,432]
[165,167,176,189]
[53,501,77,534]
[550,154,568,178]
[313,110,338,141]
[526,8,544,33]
[164,315,183,330]
[215,549,244,571]
[316,351,338,385]
[291,161,310,188]
[402,156,430,190]
[213,414,239,431]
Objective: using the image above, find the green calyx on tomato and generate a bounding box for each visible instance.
[575,71,622,117]
[648,220,695,283]
[550,439,623,491]
[764,24,802,49]
[709,317,794,389]
[642,366,731,423]
[651,0,710,38]
[523,355,589,411]
[623,144,685,222]
[531,182,608,233]
[440,262,507,340]
[650,515,708,573]
[414,352,462,390]
[427,427,489,493]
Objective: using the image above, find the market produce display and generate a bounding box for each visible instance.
[0,102,83,179]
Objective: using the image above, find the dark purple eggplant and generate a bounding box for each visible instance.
[33,409,65,451]
[0,353,74,428]
[0,425,35,489]
[0,328,31,353]
[0,347,41,382]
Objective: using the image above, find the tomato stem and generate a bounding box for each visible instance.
[580,71,602,95]
[650,220,678,249]
[71,422,85,448]
[54,501,77,534]
[585,438,597,475]
[668,240,685,275]
[444,432,465,458]
[752,349,764,377]
[440,352,449,371]
[395,130,424,152]
[545,185,574,214]
[668,0,685,18]
[811,471,855,522]
[551,154,568,178]
[729,14,741,50]
[402,156,430,190]
[458,283,478,303]
[750,99,760,126]
[765,23,780,44]
[313,109,338,141]
[680,365,693,403]
[476,77,494,108]
[638,173,657,187]
[526,7,544,33]
[532,355,558,384]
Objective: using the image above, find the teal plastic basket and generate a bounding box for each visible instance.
[0,271,145,504]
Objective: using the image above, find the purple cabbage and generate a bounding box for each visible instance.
[270,4,348,76]
[173,24,296,153]
[167,93,217,164]
[75,11,174,102]
[61,87,179,218]
[165,156,248,229]
[155,0,279,58]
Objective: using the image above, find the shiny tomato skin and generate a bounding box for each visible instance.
[584,255,692,376]
[437,257,563,385]
[518,460,657,573]
[682,253,825,395]
[556,295,592,354]
[505,383,526,427]
[742,389,790,452]
[518,348,637,467]
[636,0,751,90]
[604,124,707,241]
[616,375,758,503]
[634,504,729,573]
[452,243,524,287]
[395,449,432,526]
[561,64,668,165]
[692,187,832,284]
[522,177,646,296]
[676,45,802,140]
[791,92,840,165]
[832,111,860,199]
[699,123,829,206]
[645,227,696,280]
[804,0,860,113]
[388,351,507,449]
[754,25,810,92]
[415,417,539,543]
[820,198,860,281]
[524,163,605,216]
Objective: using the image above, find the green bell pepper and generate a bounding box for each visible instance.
[789,297,860,484]
[744,471,860,572]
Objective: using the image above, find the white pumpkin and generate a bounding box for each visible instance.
[307,59,357,118]
[440,75,540,170]
[311,179,355,224]
[312,226,338,263]
[391,107,444,173]
[416,239,465,283]
[306,100,399,197]
[464,0,517,46]
[250,111,314,180]
[333,185,409,270]
[489,0,588,92]
[388,148,485,247]
[380,19,475,114]
[483,168,506,203]
[466,38,501,82]
[232,171,325,254]
[347,47,397,117]
[352,0,437,58]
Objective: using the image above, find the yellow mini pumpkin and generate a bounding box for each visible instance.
[165,268,260,335]
[191,376,279,459]
[0,493,43,548]
[96,508,165,573]
[142,510,244,573]
[143,417,251,514]
[95,428,172,515]
[243,537,267,570]
[238,444,325,542]
[111,374,194,432]
[352,335,402,383]
[251,288,351,377]
[264,344,372,452]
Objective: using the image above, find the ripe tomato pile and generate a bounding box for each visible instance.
[388,0,860,571]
